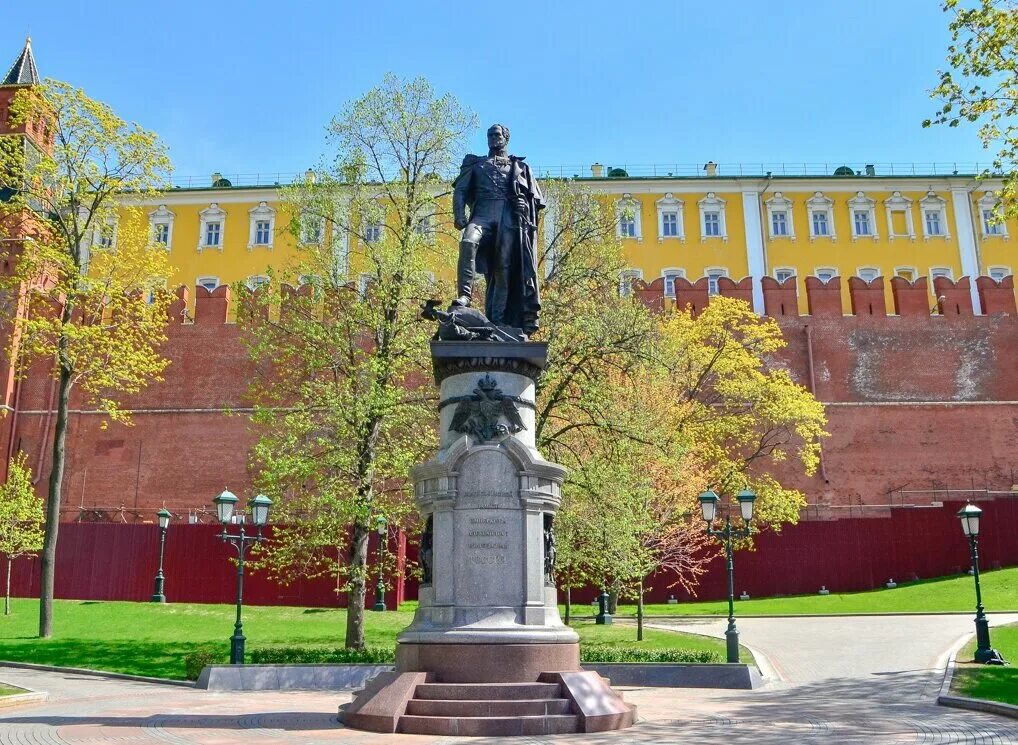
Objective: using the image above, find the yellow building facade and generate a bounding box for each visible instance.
[121,169,1018,316]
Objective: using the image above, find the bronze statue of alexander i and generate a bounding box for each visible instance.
[451,124,545,337]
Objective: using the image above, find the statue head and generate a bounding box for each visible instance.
[487,124,510,152]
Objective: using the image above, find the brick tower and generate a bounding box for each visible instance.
[0,37,44,481]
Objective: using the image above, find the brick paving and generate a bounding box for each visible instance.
[0,613,1016,744]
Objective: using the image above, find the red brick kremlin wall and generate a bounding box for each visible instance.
[2,277,1017,605]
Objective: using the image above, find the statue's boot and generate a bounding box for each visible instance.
[452,239,477,308]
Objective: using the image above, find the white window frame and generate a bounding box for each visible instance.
[987,265,1012,282]
[414,212,436,241]
[247,201,276,250]
[848,191,878,241]
[883,191,915,241]
[363,221,383,244]
[332,201,351,280]
[774,267,796,283]
[616,194,642,241]
[894,266,918,283]
[806,192,836,241]
[198,203,226,252]
[92,215,117,249]
[855,266,880,283]
[705,266,729,295]
[153,222,170,247]
[542,197,557,277]
[698,192,728,242]
[814,267,838,284]
[619,268,643,297]
[246,275,270,291]
[655,193,685,243]
[196,275,220,292]
[149,205,174,249]
[765,192,796,241]
[918,191,950,241]
[661,267,686,297]
[929,266,954,281]
[145,278,168,305]
[978,191,1009,239]
[299,212,325,245]
[358,273,373,297]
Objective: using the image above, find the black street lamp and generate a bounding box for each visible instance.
[700,488,755,664]
[373,515,387,612]
[214,489,272,665]
[956,503,1007,665]
[150,508,171,603]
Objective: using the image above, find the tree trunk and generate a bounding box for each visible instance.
[564,586,571,626]
[39,361,72,638]
[637,578,644,642]
[5,557,11,616]
[608,588,618,615]
[345,521,369,648]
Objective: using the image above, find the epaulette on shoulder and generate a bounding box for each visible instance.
[461,154,481,169]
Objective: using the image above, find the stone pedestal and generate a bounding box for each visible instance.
[401,342,575,646]
[342,342,634,735]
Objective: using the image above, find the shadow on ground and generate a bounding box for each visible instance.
[1,712,339,731]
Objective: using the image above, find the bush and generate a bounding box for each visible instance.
[250,646,396,665]
[245,645,720,666]
[580,645,721,664]
[184,646,226,680]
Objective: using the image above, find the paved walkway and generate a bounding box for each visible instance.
[0,613,1015,744]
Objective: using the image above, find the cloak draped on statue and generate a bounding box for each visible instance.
[453,154,546,333]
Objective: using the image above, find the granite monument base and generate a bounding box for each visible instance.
[395,641,580,683]
[341,342,635,735]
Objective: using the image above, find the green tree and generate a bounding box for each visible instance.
[533,182,712,617]
[657,296,828,529]
[925,0,1018,216]
[541,223,827,617]
[0,453,44,615]
[0,80,173,637]
[240,74,474,649]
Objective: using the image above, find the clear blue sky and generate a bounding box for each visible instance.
[3,0,991,182]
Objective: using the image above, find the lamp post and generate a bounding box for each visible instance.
[699,488,755,664]
[214,489,272,665]
[373,515,387,612]
[956,503,1007,665]
[150,508,171,603]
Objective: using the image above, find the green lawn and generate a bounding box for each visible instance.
[582,567,1018,616]
[952,622,1018,706]
[0,684,24,696]
[0,598,736,681]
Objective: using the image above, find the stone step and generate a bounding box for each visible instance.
[414,682,562,700]
[405,697,574,717]
[398,714,581,736]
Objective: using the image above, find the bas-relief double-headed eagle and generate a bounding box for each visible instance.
[449,374,526,442]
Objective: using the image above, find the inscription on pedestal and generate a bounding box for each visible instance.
[466,514,510,569]
[455,503,523,604]
[452,449,525,605]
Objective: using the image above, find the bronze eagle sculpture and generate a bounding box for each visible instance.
[449,374,526,441]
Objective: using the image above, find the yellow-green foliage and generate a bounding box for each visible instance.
[0,79,175,424]
[926,0,1018,217]
[0,454,43,560]
[658,296,828,529]
[239,75,474,649]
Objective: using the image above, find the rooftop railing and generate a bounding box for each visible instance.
[167,162,996,189]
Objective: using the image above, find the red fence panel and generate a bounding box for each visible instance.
[7,499,1016,608]
[9,523,403,609]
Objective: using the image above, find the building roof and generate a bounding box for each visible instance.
[2,37,40,87]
